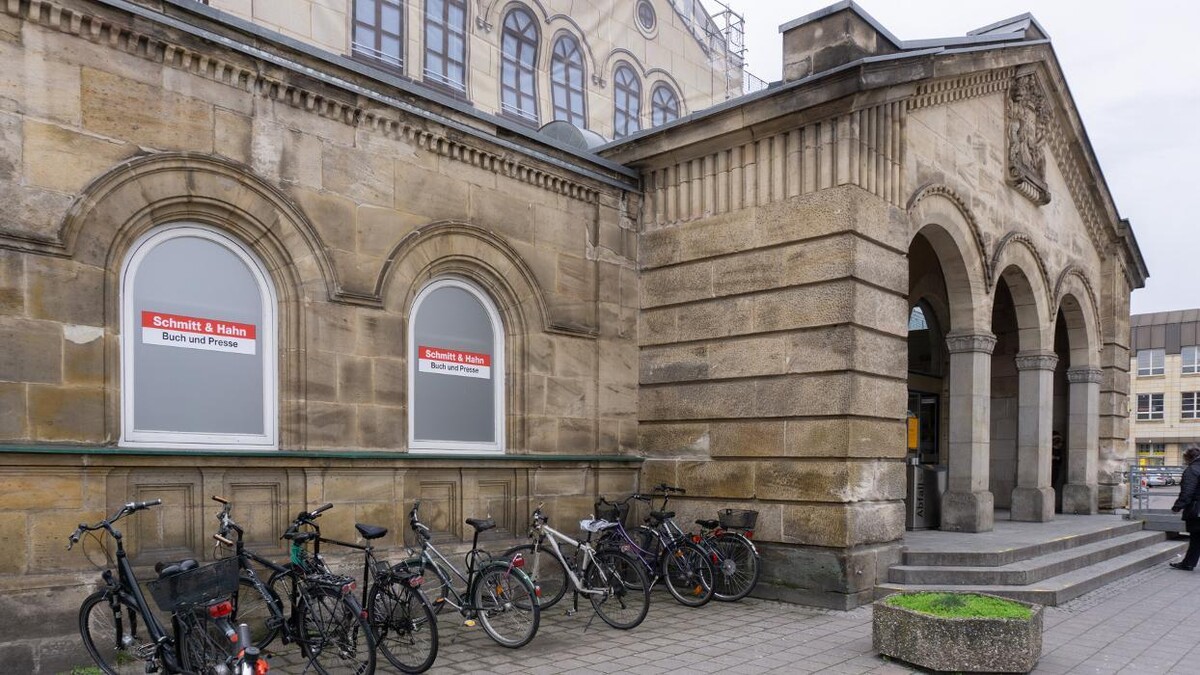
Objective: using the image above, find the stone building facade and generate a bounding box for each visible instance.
[0,0,1145,668]
[1128,310,1200,467]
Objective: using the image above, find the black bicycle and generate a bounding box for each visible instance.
[405,501,541,648]
[68,499,252,674]
[210,496,376,674]
[308,518,439,673]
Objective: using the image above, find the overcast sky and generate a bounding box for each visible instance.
[701,0,1199,315]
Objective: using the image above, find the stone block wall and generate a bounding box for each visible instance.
[637,186,910,609]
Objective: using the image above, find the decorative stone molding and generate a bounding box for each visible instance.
[989,231,1052,298]
[945,332,998,355]
[908,68,1013,111]
[0,0,605,210]
[1067,367,1104,384]
[643,100,907,226]
[1006,69,1052,205]
[1014,350,1059,371]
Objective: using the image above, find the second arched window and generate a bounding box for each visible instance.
[651,83,680,126]
[500,8,539,124]
[550,35,586,127]
[613,64,641,139]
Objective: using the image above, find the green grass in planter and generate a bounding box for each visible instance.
[887,592,1033,619]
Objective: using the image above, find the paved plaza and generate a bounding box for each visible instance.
[263,544,1200,675]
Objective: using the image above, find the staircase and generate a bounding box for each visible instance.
[875,517,1187,606]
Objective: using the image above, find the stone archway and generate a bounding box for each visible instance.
[907,187,993,532]
[1054,276,1102,514]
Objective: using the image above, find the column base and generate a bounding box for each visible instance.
[940,490,994,532]
[1011,486,1055,522]
[1097,483,1128,512]
[1061,483,1098,515]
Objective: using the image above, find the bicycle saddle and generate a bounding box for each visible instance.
[355,523,388,540]
[649,510,675,521]
[695,519,719,529]
[283,531,318,543]
[155,559,199,579]
[465,517,495,532]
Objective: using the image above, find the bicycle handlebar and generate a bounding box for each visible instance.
[408,501,432,541]
[652,484,686,494]
[66,499,163,550]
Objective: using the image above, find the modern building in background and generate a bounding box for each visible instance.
[0,0,1146,666]
[1128,310,1200,466]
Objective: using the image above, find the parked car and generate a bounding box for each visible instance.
[1165,472,1183,486]
[1145,474,1169,487]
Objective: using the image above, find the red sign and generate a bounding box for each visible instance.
[141,311,257,355]
[417,345,491,379]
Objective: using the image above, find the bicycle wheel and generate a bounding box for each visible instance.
[471,564,540,649]
[418,561,451,615]
[298,585,377,675]
[176,610,234,674]
[661,540,715,607]
[232,576,283,649]
[710,533,761,602]
[503,543,570,609]
[79,591,152,675]
[586,550,650,630]
[368,580,438,674]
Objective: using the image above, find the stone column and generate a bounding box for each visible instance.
[1011,350,1058,522]
[941,331,997,533]
[1062,366,1102,514]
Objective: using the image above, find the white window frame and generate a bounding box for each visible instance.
[120,224,278,449]
[407,277,505,454]
[1136,393,1164,421]
[1184,392,1200,420]
[1183,346,1200,375]
[1137,348,1164,376]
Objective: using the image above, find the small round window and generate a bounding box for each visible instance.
[636,0,656,32]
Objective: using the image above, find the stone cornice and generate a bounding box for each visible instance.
[1067,366,1104,384]
[1015,350,1059,371]
[4,0,610,205]
[945,332,997,355]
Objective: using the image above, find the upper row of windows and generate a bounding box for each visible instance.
[352,0,681,136]
[1136,347,1200,376]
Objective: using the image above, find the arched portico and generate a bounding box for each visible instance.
[908,188,995,533]
[1055,272,1103,514]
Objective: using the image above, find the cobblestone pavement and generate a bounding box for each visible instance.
[263,550,1200,675]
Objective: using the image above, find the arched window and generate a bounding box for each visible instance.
[353,0,405,71]
[612,64,641,139]
[500,7,539,124]
[550,34,587,127]
[121,225,277,449]
[651,83,680,126]
[424,0,468,92]
[907,302,943,377]
[408,279,505,453]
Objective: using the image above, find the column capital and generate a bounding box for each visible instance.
[1014,350,1059,371]
[1066,366,1104,384]
[945,331,997,355]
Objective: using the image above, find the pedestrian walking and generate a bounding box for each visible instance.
[1169,445,1200,570]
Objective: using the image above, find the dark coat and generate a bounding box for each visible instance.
[1171,459,1200,533]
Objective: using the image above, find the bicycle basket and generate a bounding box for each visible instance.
[594,500,629,526]
[146,556,240,613]
[717,509,758,530]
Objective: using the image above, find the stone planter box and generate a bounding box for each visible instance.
[873,592,1043,673]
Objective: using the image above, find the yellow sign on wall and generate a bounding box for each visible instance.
[907,416,919,450]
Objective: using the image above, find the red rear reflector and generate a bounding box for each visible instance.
[691,535,701,543]
[745,530,754,539]
[341,582,356,595]
[534,586,542,597]
[208,600,233,618]
[255,660,270,675]
[360,610,368,619]
[407,576,424,587]
[512,555,525,569]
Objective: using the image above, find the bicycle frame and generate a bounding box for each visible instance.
[532,520,610,597]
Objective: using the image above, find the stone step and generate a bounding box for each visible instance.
[889,531,1168,585]
[902,519,1145,567]
[876,539,1187,606]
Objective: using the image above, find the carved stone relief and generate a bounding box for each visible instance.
[1007,69,1052,205]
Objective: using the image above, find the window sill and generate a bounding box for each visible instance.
[0,444,643,462]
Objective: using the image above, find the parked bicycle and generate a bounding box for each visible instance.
[593,492,716,607]
[210,496,376,674]
[502,503,651,629]
[315,519,439,673]
[68,499,258,674]
[641,484,761,602]
[404,501,541,648]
